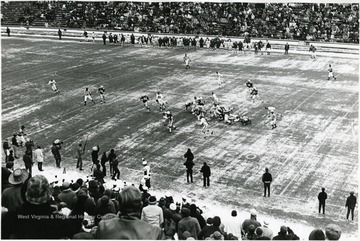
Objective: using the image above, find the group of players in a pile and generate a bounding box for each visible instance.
[139,74,281,135]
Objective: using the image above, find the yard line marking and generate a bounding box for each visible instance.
[279,99,359,196]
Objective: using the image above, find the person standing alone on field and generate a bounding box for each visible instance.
[51,139,63,168]
[345,191,357,221]
[76,143,85,170]
[284,42,289,54]
[184,148,195,183]
[262,167,272,197]
[200,162,211,188]
[6,27,10,37]
[318,187,327,214]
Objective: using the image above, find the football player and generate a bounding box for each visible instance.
[97,85,106,103]
[84,87,96,105]
[163,111,176,133]
[327,64,336,80]
[184,54,191,69]
[140,95,150,112]
[48,79,59,93]
[155,92,166,111]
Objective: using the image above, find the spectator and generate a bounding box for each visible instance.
[102,32,107,45]
[141,195,164,228]
[200,162,211,188]
[260,221,273,239]
[244,224,257,240]
[2,169,29,211]
[262,168,272,197]
[184,148,195,183]
[108,148,117,176]
[345,191,357,221]
[163,209,177,239]
[23,151,33,176]
[33,145,44,171]
[190,203,206,229]
[72,188,96,215]
[318,187,327,214]
[11,134,19,159]
[100,151,108,176]
[325,224,341,240]
[6,26,10,37]
[284,42,290,54]
[308,228,325,240]
[178,208,201,240]
[58,29,62,39]
[93,164,105,184]
[2,163,13,192]
[254,227,270,240]
[198,216,223,240]
[241,209,261,238]
[169,203,182,232]
[57,181,76,209]
[2,175,72,239]
[3,138,11,162]
[210,231,224,240]
[95,186,166,239]
[223,210,242,239]
[141,185,151,208]
[51,139,63,168]
[272,226,292,240]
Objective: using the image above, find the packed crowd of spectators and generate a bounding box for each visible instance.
[2,168,344,240]
[1,1,359,43]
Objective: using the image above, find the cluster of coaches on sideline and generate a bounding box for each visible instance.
[1,2,358,43]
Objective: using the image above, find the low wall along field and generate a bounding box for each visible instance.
[1,32,358,239]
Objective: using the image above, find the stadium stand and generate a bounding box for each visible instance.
[1,2,358,43]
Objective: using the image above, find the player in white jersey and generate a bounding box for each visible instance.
[97,85,106,103]
[156,92,166,111]
[212,92,219,105]
[84,87,96,105]
[184,54,191,69]
[48,79,59,93]
[266,112,277,129]
[92,32,96,43]
[327,64,336,80]
[215,71,224,85]
[264,106,282,118]
[199,116,209,134]
[140,95,150,112]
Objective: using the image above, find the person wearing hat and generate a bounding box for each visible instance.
[141,195,164,227]
[58,181,76,209]
[325,224,341,240]
[1,169,29,212]
[33,145,44,171]
[178,208,201,240]
[2,175,73,239]
[241,209,261,238]
[95,186,166,239]
[51,139,63,168]
[169,203,182,231]
[184,148,195,183]
[2,164,13,192]
[165,191,174,208]
[345,191,357,221]
[142,159,151,189]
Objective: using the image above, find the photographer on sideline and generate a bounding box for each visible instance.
[51,139,63,168]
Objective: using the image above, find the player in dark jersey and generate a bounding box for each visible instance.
[163,111,176,133]
[327,64,336,80]
[250,87,264,103]
[140,95,150,112]
[97,85,106,103]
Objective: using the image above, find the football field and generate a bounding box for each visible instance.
[1,37,358,236]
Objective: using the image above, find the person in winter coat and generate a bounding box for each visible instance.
[184,148,195,183]
[200,162,211,187]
